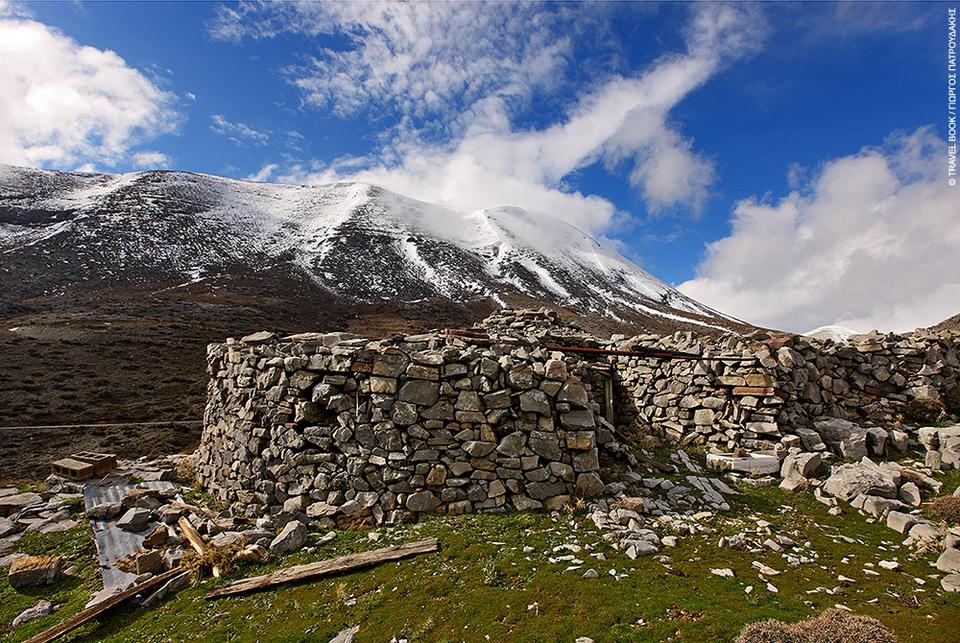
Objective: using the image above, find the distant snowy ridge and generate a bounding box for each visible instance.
[802,325,858,342]
[0,164,740,330]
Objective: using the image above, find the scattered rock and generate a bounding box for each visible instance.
[270,520,308,554]
[11,599,53,628]
[8,555,62,589]
[116,508,152,532]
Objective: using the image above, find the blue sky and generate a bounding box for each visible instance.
[2,1,956,331]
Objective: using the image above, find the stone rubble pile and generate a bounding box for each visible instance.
[1,485,82,559]
[583,449,738,555]
[807,453,960,592]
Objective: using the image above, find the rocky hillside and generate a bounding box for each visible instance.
[0,164,740,334]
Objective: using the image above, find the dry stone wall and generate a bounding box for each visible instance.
[612,328,959,454]
[197,308,959,523]
[196,320,611,524]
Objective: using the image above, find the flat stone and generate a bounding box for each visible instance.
[0,517,19,538]
[240,330,276,344]
[0,492,42,518]
[11,599,53,628]
[8,555,62,588]
[557,381,589,408]
[822,461,897,502]
[406,490,441,513]
[706,452,779,476]
[269,520,307,554]
[560,410,595,430]
[794,427,826,451]
[496,431,527,457]
[519,389,550,414]
[116,508,152,532]
[397,380,440,406]
[134,549,164,575]
[575,473,605,498]
[86,502,122,520]
[462,441,496,458]
[544,359,567,381]
[455,391,483,412]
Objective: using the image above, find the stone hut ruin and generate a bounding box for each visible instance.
[196,309,959,524]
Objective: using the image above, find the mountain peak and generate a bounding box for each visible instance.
[0,164,743,333]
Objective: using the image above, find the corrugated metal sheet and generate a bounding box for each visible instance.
[83,480,179,591]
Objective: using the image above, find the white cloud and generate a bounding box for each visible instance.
[209,113,269,146]
[131,150,171,168]
[0,12,178,168]
[243,162,278,182]
[678,127,960,333]
[239,4,766,232]
[210,1,576,133]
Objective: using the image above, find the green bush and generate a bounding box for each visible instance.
[735,609,896,643]
[903,396,945,425]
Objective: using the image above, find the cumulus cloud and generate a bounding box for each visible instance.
[0,11,178,168]
[678,127,960,333]
[239,3,766,232]
[209,114,269,146]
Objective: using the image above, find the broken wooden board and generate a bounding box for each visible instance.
[178,515,221,578]
[24,567,183,643]
[205,537,440,599]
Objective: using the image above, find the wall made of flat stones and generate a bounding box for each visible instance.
[611,329,959,453]
[196,329,610,524]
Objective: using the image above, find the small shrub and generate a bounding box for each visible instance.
[734,619,804,643]
[801,608,897,643]
[734,609,896,643]
[931,496,960,526]
[175,455,198,484]
[904,396,945,425]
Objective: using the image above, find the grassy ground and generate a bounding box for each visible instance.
[3,473,959,642]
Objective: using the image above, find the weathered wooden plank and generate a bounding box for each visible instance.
[205,538,439,599]
[178,516,221,578]
[25,568,183,643]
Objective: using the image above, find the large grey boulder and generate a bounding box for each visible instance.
[822,459,897,501]
[886,510,918,534]
[942,574,960,592]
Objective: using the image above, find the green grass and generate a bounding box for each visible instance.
[3,478,959,642]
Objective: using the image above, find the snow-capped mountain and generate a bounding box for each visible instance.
[0,164,740,332]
